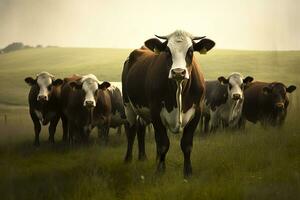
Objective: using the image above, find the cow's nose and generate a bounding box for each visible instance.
[171,68,187,80]
[276,102,284,109]
[37,95,47,101]
[85,100,95,108]
[232,94,241,100]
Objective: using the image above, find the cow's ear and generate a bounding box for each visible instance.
[98,81,111,90]
[286,85,296,93]
[243,76,254,84]
[69,81,82,89]
[193,39,215,54]
[218,76,229,84]
[263,86,272,95]
[52,79,63,86]
[144,38,167,52]
[24,77,36,86]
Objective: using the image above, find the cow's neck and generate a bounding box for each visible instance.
[227,96,243,124]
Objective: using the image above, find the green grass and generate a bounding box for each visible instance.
[0,48,299,200]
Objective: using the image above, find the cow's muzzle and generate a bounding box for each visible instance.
[275,102,285,109]
[37,95,48,102]
[232,94,241,101]
[84,100,95,108]
[171,68,187,81]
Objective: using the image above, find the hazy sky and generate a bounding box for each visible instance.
[0,0,299,50]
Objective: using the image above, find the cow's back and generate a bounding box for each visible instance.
[204,80,228,112]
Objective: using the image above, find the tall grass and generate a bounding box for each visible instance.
[0,48,299,199]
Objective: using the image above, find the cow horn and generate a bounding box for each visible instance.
[155,35,168,40]
[192,36,206,40]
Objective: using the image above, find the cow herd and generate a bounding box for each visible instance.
[24,30,296,178]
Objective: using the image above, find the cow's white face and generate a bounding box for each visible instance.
[218,73,253,101]
[24,72,63,102]
[144,30,215,82]
[167,34,193,80]
[81,74,101,108]
[228,74,244,100]
[36,72,54,101]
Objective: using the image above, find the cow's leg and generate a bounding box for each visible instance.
[181,112,200,178]
[137,120,147,161]
[203,114,210,133]
[61,114,68,143]
[124,122,136,162]
[210,110,218,133]
[116,125,122,135]
[124,104,137,162]
[99,125,109,145]
[30,111,41,146]
[48,115,60,144]
[68,121,77,144]
[153,119,169,174]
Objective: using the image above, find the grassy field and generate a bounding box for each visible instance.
[0,48,299,200]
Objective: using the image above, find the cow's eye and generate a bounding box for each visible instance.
[47,85,52,91]
[228,84,232,89]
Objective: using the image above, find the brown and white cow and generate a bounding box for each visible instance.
[25,71,64,146]
[61,74,111,143]
[122,30,215,177]
[241,81,296,127]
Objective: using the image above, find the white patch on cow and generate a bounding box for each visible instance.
[108,82,122,94]
[160,80,195,133]
[80,74,101,107]
[182,105,196,127]
[167,31,193,79]
[124,103,137,127]
[134,106,151,124]
[160,104,196,133]
[160,106,180,133]
[34,109,43,122]
[36,72,53,101]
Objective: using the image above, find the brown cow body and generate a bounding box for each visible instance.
[122,30,215,177]
[241,81,296,127]
[61,74,112,143]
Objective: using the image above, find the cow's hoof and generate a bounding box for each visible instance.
[124,155,133,163]
[183,168,192,179]
[156,162,166,174]
[34,141,40,147]
[138,154,147,161]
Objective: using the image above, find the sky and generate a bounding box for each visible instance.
[0,0,299,50]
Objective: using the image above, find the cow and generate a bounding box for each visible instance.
[24,71,64,146]
[61,74,111,143]
[240,81,296,127]
[97,83,126,140]
[122,30,215,177]
[201,73,253,133]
